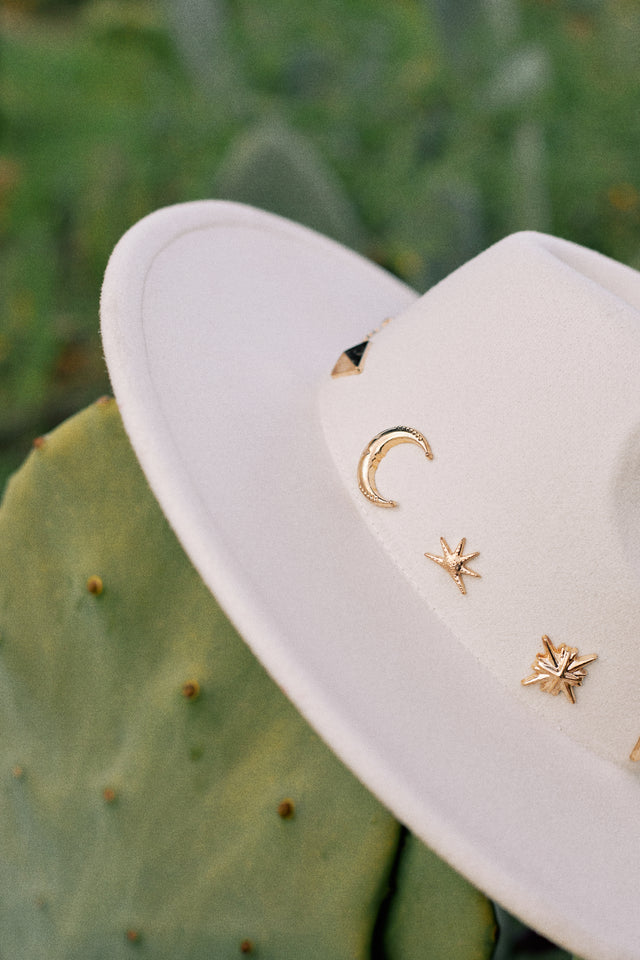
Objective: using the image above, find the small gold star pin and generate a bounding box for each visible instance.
[424,537,481,595]
[630,736,640,762]
[521,635,597,704]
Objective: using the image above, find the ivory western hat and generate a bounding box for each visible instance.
[101,200,640,960]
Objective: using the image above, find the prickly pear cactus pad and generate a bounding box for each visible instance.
[0,399,496,960]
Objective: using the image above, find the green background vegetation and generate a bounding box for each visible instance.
[0,2,637,955]
[2,0,640,496]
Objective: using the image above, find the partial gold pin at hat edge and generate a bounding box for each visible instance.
[630,736,640,762]
[424,537,481,595]
[331,318,392,378]
[521,635,597,704]
[358,427,433,508]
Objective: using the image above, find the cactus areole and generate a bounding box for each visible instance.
[101,200,640,960]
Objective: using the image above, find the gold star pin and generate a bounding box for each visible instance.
[424,537,481,595]
[521,635,597,704]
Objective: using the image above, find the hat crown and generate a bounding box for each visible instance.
[321,231,640,768]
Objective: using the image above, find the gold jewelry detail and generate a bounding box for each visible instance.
[331,318,392,378]
[521,635,597,704]
[331,340,370,378]
[630,737,640,762]
[358,427,433,508]
[424,537,480,594]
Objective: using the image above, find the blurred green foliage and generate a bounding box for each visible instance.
[1,0,640,494]
[0,2,629,955]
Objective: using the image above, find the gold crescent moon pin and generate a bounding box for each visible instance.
[358,427,433,508]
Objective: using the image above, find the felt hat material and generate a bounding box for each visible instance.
[101,201,640,960]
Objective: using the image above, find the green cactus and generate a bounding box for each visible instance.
[0,399,496,959]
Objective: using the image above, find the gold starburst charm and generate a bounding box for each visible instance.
[424,537,481,595]
[521,635,597,704]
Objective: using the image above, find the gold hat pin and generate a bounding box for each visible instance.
[522,635,597,704]
[331,318,392,378]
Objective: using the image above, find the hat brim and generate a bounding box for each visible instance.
[101,201,639,960]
